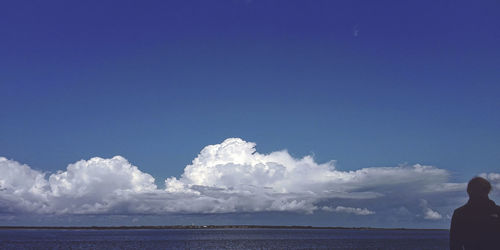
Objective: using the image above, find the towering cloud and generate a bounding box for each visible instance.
[0,138,498,222]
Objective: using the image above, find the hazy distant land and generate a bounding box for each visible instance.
[0,225,447,231]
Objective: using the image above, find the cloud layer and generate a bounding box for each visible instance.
[1,138,498,222]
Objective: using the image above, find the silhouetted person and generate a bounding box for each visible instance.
[450,177,500,249]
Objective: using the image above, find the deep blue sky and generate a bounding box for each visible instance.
[1,0,499,184]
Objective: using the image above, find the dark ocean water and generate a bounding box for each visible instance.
[0,228,449,249]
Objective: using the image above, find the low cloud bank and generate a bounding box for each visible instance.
[322,206,375,215]
[1,138,497,221]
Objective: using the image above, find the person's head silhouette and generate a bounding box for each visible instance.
[450,176,500,249]
[467,177,491,199]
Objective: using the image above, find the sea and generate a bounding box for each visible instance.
[0,228,449,249]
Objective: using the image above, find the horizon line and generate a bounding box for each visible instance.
[0,225,448,231]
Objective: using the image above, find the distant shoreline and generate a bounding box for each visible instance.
[0,225,447,231]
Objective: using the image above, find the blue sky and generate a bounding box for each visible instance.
[1,0,499,228]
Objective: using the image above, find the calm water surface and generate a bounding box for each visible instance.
[0,228,449,249]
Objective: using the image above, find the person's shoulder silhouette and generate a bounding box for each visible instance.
[450,177,500,250]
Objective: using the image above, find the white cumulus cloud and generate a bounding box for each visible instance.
[420,199,442,220]
[1,138,497,221]
[165,138,453,199]
[0,157,49,213]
